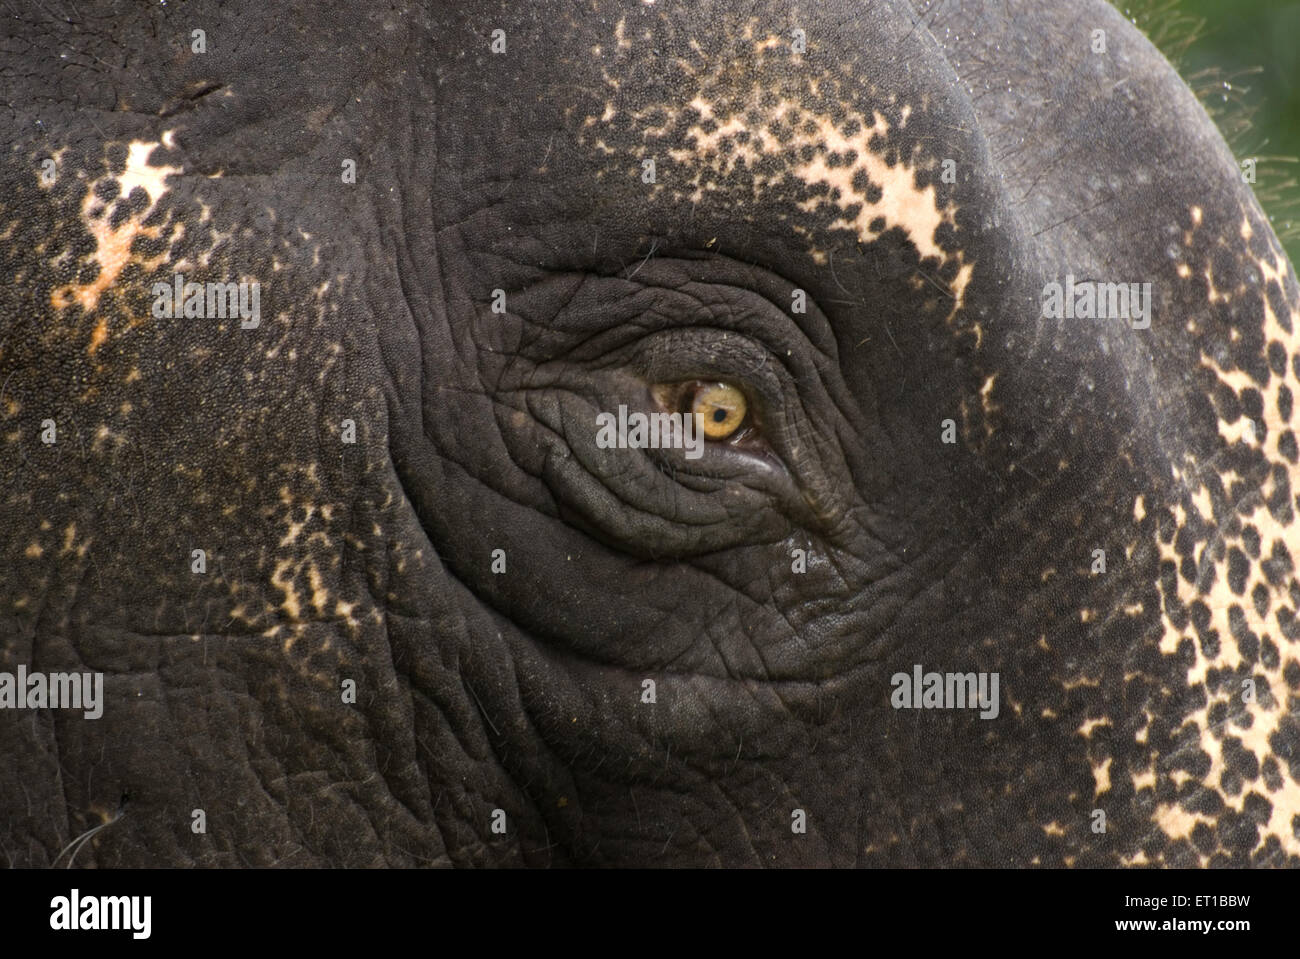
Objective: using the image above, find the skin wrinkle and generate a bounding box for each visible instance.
[408,712,473,862]
[535,385,800,529]
[495,683,636,863]
[364,676,432,831]
[462,647,577,863]
[499,294,852,675]
[659,285,854,427]
[5,0,1299,866]
[540,408,751,532]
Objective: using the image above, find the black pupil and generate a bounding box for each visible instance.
[713,408,728,423]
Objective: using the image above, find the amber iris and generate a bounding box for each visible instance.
[691,382,747,440]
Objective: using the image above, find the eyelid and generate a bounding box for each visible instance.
[584,289,858,534]
[624,333,836,518]
[632,330,786,411]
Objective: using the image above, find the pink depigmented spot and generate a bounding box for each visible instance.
[48,140,181,354]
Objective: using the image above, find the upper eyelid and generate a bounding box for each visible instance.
[544,286,859,534]
[631,328,787,400]
[531,264,855,448]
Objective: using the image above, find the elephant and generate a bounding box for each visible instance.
[1,0,1298,868]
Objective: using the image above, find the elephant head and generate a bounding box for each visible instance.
[2,0,1298,866]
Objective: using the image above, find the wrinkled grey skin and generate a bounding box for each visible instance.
[2,0,1299,867]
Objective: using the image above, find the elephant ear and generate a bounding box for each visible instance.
[1089,1,1300,863]
[1125,0,1299,250]
[1122,0,1300,865]
[903,0,1300,865]
[1143,183,1300,865]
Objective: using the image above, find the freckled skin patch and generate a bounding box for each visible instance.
[48,140,183,354]
[0,1,414,866]
[2,0,1299,868]
[576,19,973,312]
[1137,206,1300,863]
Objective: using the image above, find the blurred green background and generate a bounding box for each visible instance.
[1124,0,1299,264]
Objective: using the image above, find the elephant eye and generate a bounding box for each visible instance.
[692,382,748,439]
[652,380,752,442]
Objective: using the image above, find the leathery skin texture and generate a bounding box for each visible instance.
[1,0,1299,867]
